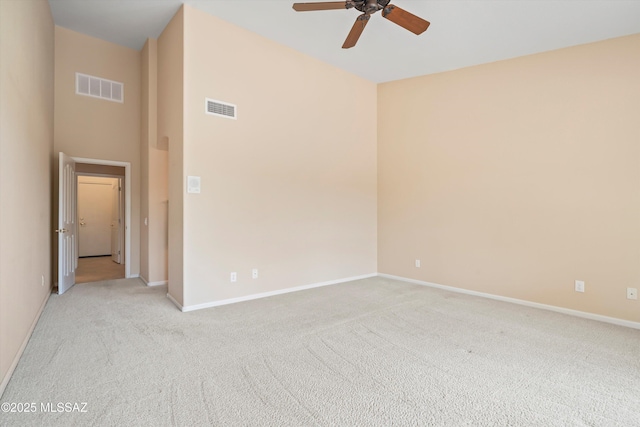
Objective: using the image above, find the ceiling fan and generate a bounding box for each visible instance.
[292,0,430,49]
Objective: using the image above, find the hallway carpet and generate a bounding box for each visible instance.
[75,256,125,283]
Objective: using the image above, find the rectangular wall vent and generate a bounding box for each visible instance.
[76,73,124,103]
[205,98,237,119]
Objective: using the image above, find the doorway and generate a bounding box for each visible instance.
[56,154,133,294]
[72,158,132,279]
[75,174,125,283]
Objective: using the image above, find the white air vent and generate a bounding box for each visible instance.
[76,73,124,103]
[205,98,237,120]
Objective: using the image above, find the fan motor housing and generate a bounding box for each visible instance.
[354,0,391,13]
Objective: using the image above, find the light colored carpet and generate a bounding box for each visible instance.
[75,256,125,284]
[1,276,639,426]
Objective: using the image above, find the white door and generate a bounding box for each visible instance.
[110,179,122,263]
[58,152,77,294]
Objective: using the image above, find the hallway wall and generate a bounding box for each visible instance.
[0,0,55,395]
[141,38,169,286]
[54,26,141,277]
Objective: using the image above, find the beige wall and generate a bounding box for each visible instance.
[54,26,141,276]
[0,0,54,393]
[140,40,151,282]
[158,8,184,303]
[378,34,640,322]
[181,6,377,307]
[141,38,168,285]
[148,143,169,284]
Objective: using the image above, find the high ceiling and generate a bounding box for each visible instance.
[49,0,640,83]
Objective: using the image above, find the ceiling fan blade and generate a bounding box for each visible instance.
[382,4,430,35]
[342,14,370,49]
[293,2,349,11]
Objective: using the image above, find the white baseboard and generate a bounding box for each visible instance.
[378,273,640,330]
[0,291,50,398]
[139,276,167,287]
[148,280,167,287]
[174,273,377,313]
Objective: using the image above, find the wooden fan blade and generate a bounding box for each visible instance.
[382,4,430,35]
[342,14,370,49]
[293,2,348,11]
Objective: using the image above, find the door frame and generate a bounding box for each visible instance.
[72,156,132,278]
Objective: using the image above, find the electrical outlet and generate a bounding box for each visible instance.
[575,280,585,293]
[230,272,237,283]
[415,259,421,268]
[627,288,638,300]
[252,269,258,279]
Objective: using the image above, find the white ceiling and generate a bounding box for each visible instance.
[49,0,640,83]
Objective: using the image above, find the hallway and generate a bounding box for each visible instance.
[75,256,125,283]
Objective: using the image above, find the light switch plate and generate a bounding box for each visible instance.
[187,176,201,194]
